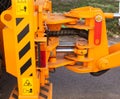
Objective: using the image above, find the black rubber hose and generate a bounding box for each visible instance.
[46,28,88,39]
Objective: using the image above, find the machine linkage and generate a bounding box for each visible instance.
[1,0,120,99]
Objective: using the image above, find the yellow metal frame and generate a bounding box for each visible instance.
[1,0,120,99]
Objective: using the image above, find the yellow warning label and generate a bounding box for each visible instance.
[16,0,28,15]
[22,77,34,95]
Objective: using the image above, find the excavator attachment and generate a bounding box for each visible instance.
[1,0,120,99]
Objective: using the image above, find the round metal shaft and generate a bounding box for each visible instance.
[114,13,120,18]
[56,48,74,52]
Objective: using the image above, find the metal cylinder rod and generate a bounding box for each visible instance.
[114,13,120,18]
[119,0,120,24]
[59,42,75,47]
[105,1,120,18]
[56,48,74,52]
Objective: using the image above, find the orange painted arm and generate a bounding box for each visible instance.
[104,13,114,19]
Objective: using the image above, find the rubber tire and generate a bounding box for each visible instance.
[90,69,109,77]
[0,0,11,14]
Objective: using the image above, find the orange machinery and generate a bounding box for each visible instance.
[0,0,120,99]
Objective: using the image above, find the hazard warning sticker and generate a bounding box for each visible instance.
[22,77,34,95]
[16,0,28,15]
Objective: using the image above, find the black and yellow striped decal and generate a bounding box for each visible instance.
[16,18,32,76]
[15,17,35,96]
[4,0,38,98]
[19,41,30,59]
[20,58,31,75]
[17,24,29,43]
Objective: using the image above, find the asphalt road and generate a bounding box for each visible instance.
[50,67,120,99]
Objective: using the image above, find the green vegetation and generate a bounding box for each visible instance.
[52,0,120,36]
